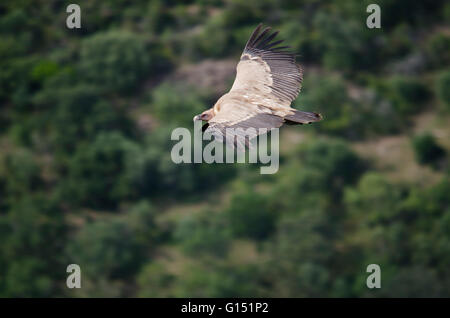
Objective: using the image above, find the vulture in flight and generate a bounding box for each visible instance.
[193,23,322,148]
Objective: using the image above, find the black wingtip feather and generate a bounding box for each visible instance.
[245,23,293,54]
[253,27,272,46]
[259,31,279,48]
[262,39,284,50]
[240,23,303,104]
[245,23,263,48]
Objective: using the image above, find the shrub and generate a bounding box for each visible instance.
[175,264,260,297]
[33,84,134,153]
[227,190,277,240]
[0,149,41,202]
[297,74,404,138]
[79,31,170,93]
[412,132,445,166]
[194,17,233,58]
[137,262,176,297]
[66,217,146,280]
[436,71,450,110]
[128,125,237,198]
[62,132,141,208]
[295,75,353,136]
[174,212,231,257]
[266,210,335,297]
[0,195,66,297]
[297,139,366,197]
[125,200,160,246]
[149,83,209,126]
[388,76,430,116]
[313,12,371,73]
[344,172,402,224]
[425,33,450,68]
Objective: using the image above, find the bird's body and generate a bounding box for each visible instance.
[193,23,322,148]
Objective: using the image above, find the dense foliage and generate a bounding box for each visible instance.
[0,0,449,297]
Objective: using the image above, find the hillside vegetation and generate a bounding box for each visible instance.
[0,0,449,297]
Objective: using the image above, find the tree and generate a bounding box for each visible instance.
[227,190,277,240]
[297,139,366,198]
[412,132,446,167]
[33,84,134,153]
[436,71,450,110]
[62,132,141,209]
[79,31,151,93]
[387,76,430,116]
[0,149,41,205]
[149,83,211,127]
[0,195,66,297]
[344,172,402,225]
[137,262,176,297]
[175,263,260,297]
[265,209,336,297]
[175,211,231,257]
[66,217,146,281]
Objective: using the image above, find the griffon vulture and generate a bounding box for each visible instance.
[193,23,322,148]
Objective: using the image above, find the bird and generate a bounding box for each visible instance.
[193,23,322,149]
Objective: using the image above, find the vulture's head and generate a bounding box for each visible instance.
[193,108,214,122]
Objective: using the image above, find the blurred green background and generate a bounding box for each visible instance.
[0,0,450,297]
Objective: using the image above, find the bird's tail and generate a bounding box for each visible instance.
[284,109,323,125]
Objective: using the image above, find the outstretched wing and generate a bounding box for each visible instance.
[229,23,302,106]
[204,23,304,149]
